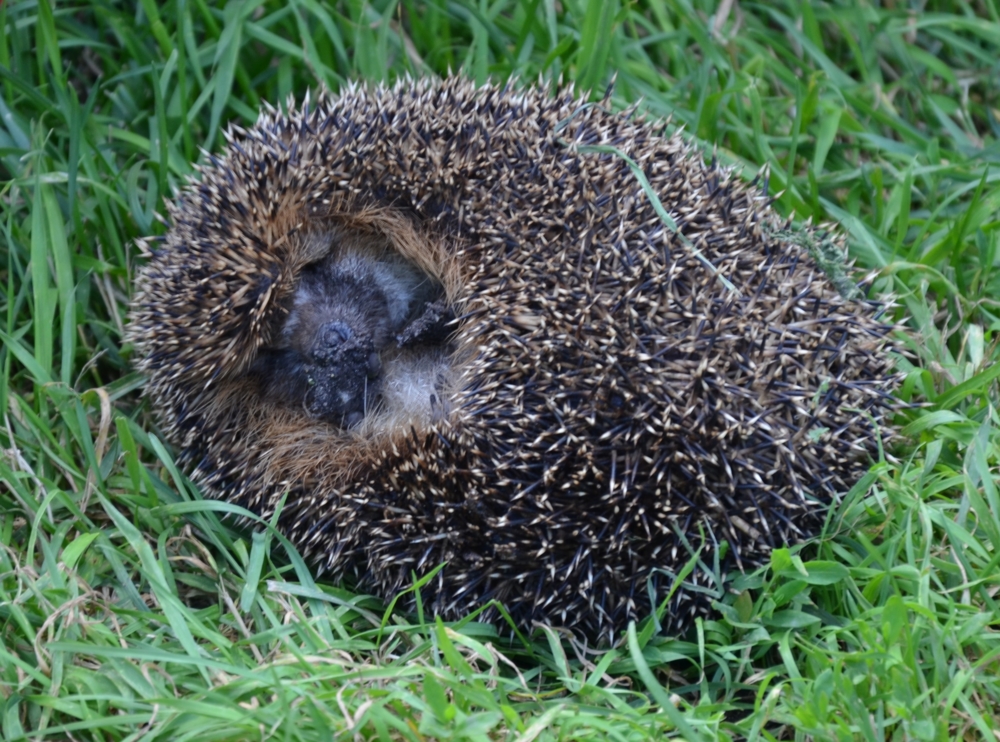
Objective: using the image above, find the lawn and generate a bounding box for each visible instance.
[2,0,1000,739]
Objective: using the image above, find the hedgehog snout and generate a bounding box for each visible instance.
[299,325,383,427]
[309,321,368,363]
[320,320,354,347]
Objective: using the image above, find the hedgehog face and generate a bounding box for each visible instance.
[253,230,452,428]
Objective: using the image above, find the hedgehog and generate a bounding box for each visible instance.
[127,77,898,641]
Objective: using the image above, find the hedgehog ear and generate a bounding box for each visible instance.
[297,230,334,266]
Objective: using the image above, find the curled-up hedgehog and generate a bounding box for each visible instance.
[127,78,898,641]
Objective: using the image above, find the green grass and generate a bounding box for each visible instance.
[2,0,1000,739]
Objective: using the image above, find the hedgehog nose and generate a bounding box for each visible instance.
[321,321,353,346]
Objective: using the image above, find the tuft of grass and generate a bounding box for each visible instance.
[2,0,1000,739]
